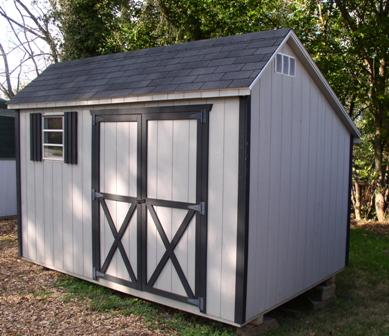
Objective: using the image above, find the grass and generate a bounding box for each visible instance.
[55,276,234,335]
[55,227,389,335]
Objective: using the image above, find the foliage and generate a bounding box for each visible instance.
[2,0,387,219]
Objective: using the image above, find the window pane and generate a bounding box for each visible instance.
[289,57,295,76]
[44,145,63,158]
[276,54,282,73]
[44,117,62,129]
[44,131,62,144]
[283,55,289,75]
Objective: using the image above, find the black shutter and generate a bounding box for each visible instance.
[30,113,42,161]
[0,116,16,159]
[64,111,77,164]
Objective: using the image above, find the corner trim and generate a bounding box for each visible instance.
[234,96,251,324]
[345,134,354,265]
[15,109,22,256]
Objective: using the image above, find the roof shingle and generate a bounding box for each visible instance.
[10,28,290,105]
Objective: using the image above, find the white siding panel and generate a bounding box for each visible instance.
[206,98,239,321]
[52,162,63,270]
[0,160,17,217]
[20,97,240,324]
[26,118,36,261]
[43,161,53,267]
[206,100,224,317]
[220,99,239,321]
[20,113,28,256]
[246,42,352,320]
[63,162,73,272]
[72,120,84,275]
[82,112,92,278]
[147,119,197,296]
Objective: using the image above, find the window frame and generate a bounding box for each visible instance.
[42,114,64,161]
[275,52,296,77]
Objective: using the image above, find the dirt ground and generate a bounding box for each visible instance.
[0,218,160,336]
[351,220,389,235]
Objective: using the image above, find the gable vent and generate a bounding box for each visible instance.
[275,53,295,77]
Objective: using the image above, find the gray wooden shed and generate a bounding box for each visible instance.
[9,28,360,326]
[0,99,17,218]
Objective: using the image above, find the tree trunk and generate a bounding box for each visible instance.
[374,129,386,221]
[375,191,385,222]
[352,180,362,221]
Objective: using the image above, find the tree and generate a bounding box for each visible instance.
[0,0,62,97]
[332,0,389,221]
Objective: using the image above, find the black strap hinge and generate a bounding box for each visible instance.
[187,297,204,311]
[188,201,206,215]
[92,189,103,200]
[92,267,105,280]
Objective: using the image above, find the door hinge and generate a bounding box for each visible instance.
[188,201,206,215]
[92,189,103,200]
[93,267,105,279]
[187,297,204,311]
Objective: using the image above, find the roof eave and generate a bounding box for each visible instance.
[249,30,361,139]
[7,87,251,110]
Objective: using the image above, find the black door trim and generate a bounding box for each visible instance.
[91,104,211,312]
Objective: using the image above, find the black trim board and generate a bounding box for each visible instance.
[64,111,78,164]
[15,110,22,256]
[29,113,42,161]
[234,96,251,324]
[91,105,211,312]
[91,104,213,117]
[345,134,354,266]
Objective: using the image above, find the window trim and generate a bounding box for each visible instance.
[42,114,64,161]
[275,52,296,77]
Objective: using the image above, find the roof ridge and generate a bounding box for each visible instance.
[53,28,291,67]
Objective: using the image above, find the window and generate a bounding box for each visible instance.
[275,53,296,77]
[42,115,64,160]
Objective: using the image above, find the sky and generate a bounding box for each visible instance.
[0,0,55,98]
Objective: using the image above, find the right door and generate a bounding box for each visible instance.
[142,111,208,312]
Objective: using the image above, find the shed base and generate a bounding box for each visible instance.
[236,316,279,336]
[307,276,337,310]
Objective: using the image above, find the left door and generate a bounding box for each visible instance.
[92,114,141,289]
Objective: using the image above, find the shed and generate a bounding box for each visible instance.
[0,98,17,218]
[9,28,360,326]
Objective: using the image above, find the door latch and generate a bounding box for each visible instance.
[188,202,206,215]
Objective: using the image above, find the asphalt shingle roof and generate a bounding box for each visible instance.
[10,28,290,105]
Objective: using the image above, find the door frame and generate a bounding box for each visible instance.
[91,104,212,312]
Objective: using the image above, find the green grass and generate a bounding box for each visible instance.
[55,227,389,335]
[55,276,234,335]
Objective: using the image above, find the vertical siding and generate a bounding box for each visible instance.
[206,98,239,321]
[21,109,93,279]
[0,160,17,217]
[146,119,197,296]
[246,43,351,320]
[20,97,240,323]
[99,121,138,282]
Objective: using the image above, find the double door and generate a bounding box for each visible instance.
[91,106,210,312]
